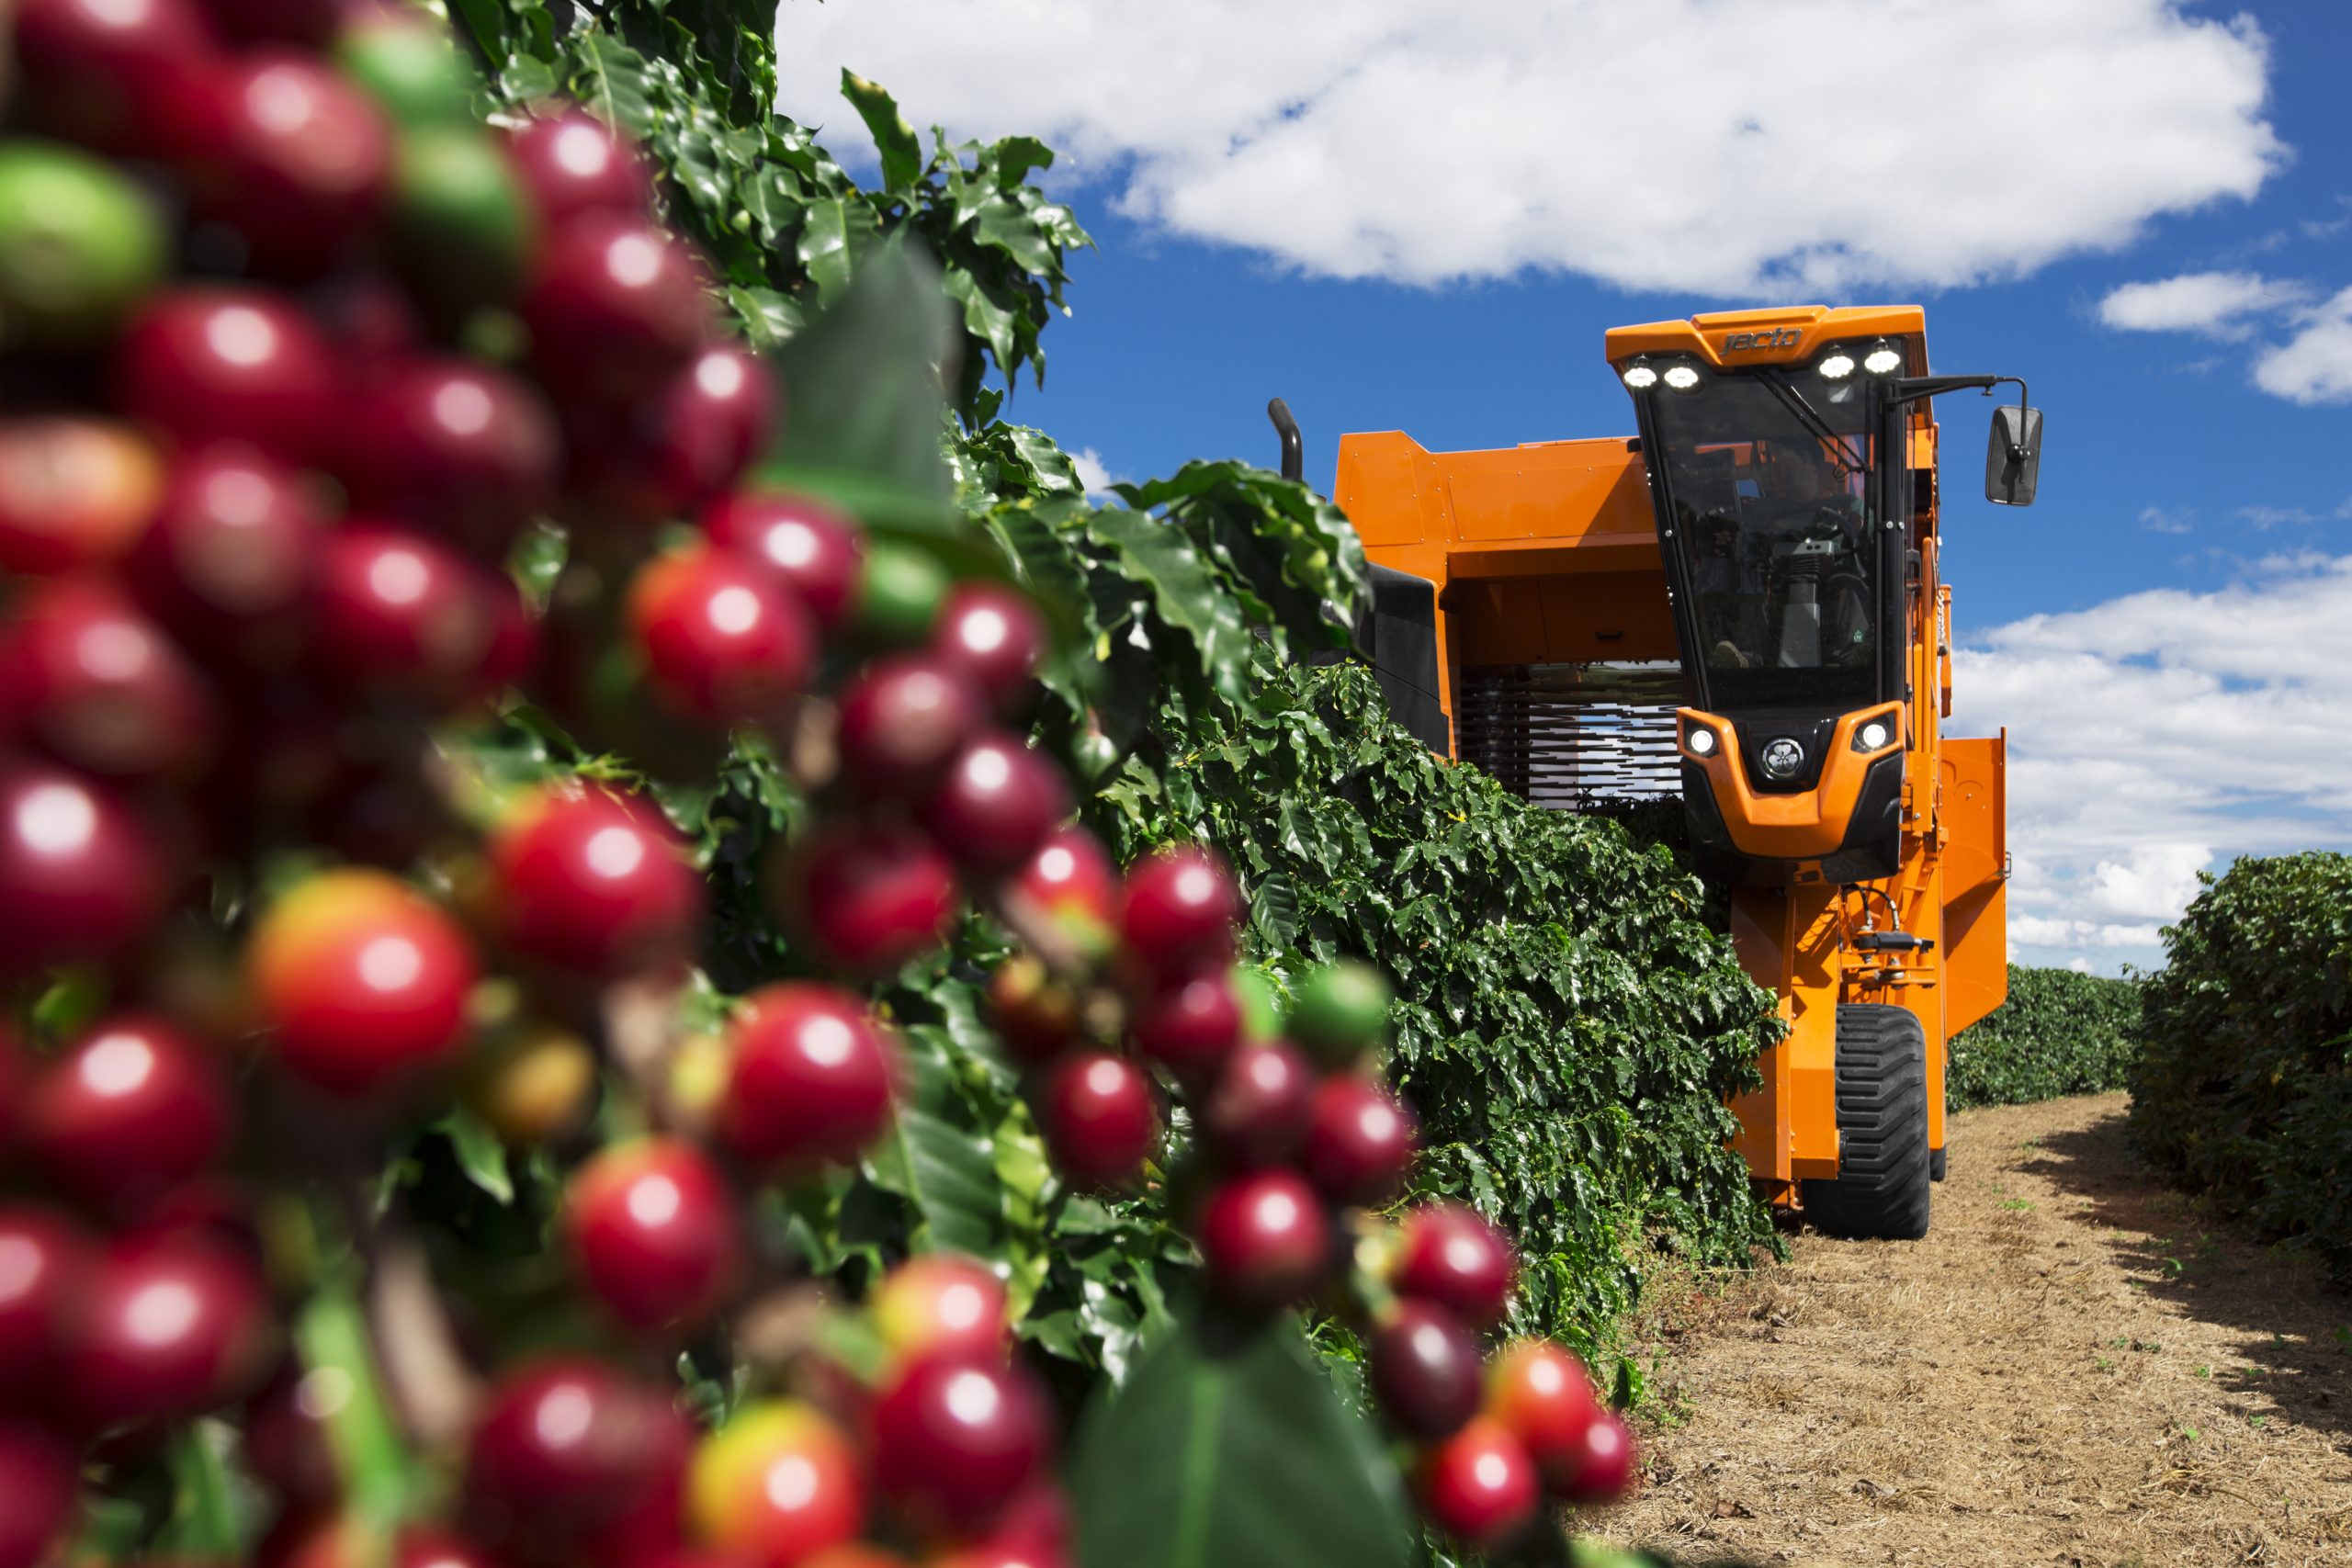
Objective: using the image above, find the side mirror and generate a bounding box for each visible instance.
[1984,403,2041,506]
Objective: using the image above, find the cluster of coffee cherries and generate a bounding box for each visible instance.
[985,849,1637,1551]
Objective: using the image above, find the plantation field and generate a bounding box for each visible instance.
[1600,1095,2352,1567]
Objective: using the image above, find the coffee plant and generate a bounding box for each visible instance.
[2131,852,2352,1277]
[1947,964,2140,1112]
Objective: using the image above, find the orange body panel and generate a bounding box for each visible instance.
[1337,301,2008,1207]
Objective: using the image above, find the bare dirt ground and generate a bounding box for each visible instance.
[1595,1093,2352,1567]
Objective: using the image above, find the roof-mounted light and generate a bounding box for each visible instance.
[1661,363,1702,392]
[1818,351,1856,380]
[1621,359,1658,390]
[1862,342,1904,376]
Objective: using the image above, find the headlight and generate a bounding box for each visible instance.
[1863,344,1903,376]
[1853,717,1893,752]
[1687,727,1716,756]
[1661,364,1701,392]
[1818,352,1856,380]
[1621,362,1658,389]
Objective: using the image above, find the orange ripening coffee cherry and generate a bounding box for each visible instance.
[1483,1339,1608,1495]
[564,1138,741,1337]
[699,491,863,632]
[1301,1075,1418,1208]
[1391,1201,1516,1329]
[488,784,701,976]
[689,1401,865,1568]
[1367,1300,1482,1440]
[985,953,1080,1065]
[0,416,166,576]
[1116,846,1238,973]
[997,825,1119,963]
[626,542,814,727]
[869,1356,1054,1535]
[22,1014,230,1218]
[872,1254,1010,1367]
[1037,1051,1156,1189]
[1415,1416,1540,1549]
[718,984,899,1172]
[1196,1168,1330,1313]
[247,869,479,1097]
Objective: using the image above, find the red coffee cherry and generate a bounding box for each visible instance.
[505,111,655,229]
[700,491,863,631]
[1302,1075,1418,1207]
[241,1359,343,1516]
[626,542,815,726]
[1201,1039,1315,1168]
[0,1420,78,1568]
[1128,965,1243,1090]
[345,359,558,554]
[247,869,479,1097]
[625,344,778,519]
[4,574,216,780]
[525,214,710,400]
[200,52,390,278]
[1392,1201,1515,1329]
[687,1401,864,1568]
[23,1015,230,1218]
[125,444,324,675]
[489,784,700,976]
[998,825,1119,963]
[0,762,169,976]
[1485,1340,1625,1503]
[1116,847,1238,972]
[1415,1416,1539,1548]
[62,1232,271,1429]
[0,1208,91,1407]
[873,1254,1011,1367]
[834,655,986,795]
[919,733,1069,876]
[928,582,1046,716]
[0,418,166,577]
[870,1356,1053,1534]
[1368,1300,1482,1439]
[197,0,339,46]
[772,822,963,976]
[464,1359,691,1565]
[311,523,502,699]
[1037,1051,1156,1189]
[117,288,336,468]
[718,984,899,1172]
[13,0,222,160]
[565,1138,741,1336]
[1196,1168,1331,1312]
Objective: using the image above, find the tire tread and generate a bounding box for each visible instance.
[1800,1003,1932,1240]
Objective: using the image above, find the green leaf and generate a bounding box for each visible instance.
[438,1109,514,1204]
[1085,510,1256,704]
[764,243,956,504]
[153,1422,259,1562]
[841,70,922,192]
[294,1274,416,1529]
[865,1026,1009,1258]
[1069,1310,1416,1568]
[795,197,859,303]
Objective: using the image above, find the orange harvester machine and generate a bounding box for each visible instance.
[1333,306,2039,1237]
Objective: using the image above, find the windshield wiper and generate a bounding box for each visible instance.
[1755,371,1864,479]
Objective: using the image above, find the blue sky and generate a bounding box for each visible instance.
[776,1,2352,974]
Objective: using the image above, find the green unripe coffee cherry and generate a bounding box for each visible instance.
[1229,966,1285,1044]
[391,125,537,310]
[1290,959,1392,1064]
[0,141,165,347]
[336,13,480,127]
[854,538,953,648]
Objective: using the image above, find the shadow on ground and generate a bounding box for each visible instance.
[2018,1105,2352,1443]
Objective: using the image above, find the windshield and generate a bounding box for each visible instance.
[1645,367,1883,715]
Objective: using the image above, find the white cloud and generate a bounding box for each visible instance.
[2140,505,2194,535]
[2253,286,2352,403]
[2096,271,2305,337]
[777,0,2283,293]
[1069,446,1118,493]
[1951,554,2352,971]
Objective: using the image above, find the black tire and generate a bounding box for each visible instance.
[1800,1004,1932,1239]
[1929,1145,1948,1182]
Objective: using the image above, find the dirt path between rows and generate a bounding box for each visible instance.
[1594,1093,2352,1567]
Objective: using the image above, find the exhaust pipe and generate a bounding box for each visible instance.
[1267,397,1303,484]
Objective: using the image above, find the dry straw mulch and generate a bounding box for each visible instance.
[1598,1093,2352,1567]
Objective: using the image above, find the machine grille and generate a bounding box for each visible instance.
[1455,662,1686,807]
